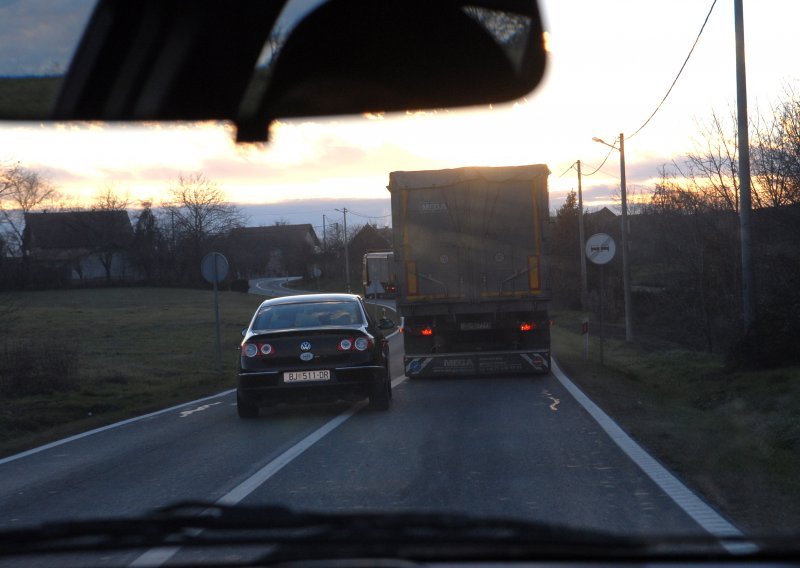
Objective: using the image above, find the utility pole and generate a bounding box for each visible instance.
[618,133,633,342]
[734,0,756,333]
[336,208,351,293]
[592,135,634,341]
[576,160,588,311]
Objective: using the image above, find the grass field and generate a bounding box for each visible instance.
[0,285,399,458]
[551,309,800,535]
[0,287,262,457]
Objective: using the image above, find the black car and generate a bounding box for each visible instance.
[237,293,394,418]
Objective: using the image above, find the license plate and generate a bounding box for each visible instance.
[460,321,491,331]
[283,370,331,383]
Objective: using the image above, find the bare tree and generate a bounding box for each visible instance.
[162,173,246,284]
[681,110,740,212]
[92,185,131,212]
[752,86,800,207]
[0,162,59,254]
[642,168,741,352]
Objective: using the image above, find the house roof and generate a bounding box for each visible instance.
[23,210,134,251]
[350,223,391,251]
[229,223,320,248]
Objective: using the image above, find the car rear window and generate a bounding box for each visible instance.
[253,301,363,330]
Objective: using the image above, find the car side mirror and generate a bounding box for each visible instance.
[241,328,248,337]
[378,318,395,330]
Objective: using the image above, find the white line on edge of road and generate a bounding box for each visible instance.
[130,374,409,567]
[551,359,756,554]
[0,390,235,467]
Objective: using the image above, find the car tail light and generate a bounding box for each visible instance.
[354,337,370,351]
[259,343,274,356]
[338,338,353,351]
[421,327,433,336]
[243,343,258,358]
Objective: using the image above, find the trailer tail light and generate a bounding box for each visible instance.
[520,322,534,332]
[243,343,258,358]
[421,327,434,336]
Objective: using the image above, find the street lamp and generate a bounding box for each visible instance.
[592,133,634,342]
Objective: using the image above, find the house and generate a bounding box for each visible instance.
[584,206,618,235]
[226,224,320,278]
[349,223,392,250]
[22,210,136,281]
[347,224,392,270]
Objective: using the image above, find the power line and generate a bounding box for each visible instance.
[581,144,616,177]
[347,209,391,219]
[558,161,577,178]
[627,0,718,140]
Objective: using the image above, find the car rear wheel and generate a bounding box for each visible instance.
[368,371,391,411]
[237,391,259,419]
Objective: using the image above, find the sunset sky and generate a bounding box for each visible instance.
[2,0,799,228]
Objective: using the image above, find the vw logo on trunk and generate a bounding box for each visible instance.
[300,341,312,351]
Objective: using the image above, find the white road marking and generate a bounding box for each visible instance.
[179,402,223,418]
[0,390,236,466]
[131,374,409,567]
[542,389,560,411]
[551,359,756,554]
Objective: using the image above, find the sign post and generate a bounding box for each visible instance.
[585,233,616,365]
[581,318,589,360]
[201,252,229,373]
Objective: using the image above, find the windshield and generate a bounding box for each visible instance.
[1,0,799,565]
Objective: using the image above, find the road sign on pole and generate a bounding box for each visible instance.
[585,234,616,365]
[201,252,229,373]
[585,233,616,265]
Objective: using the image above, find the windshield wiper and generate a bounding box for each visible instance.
[0,501,789,563]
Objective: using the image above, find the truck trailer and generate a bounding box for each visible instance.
[388,165,551,377]
[362,251,397,299]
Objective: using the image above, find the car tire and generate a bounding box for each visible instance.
[237,391,259,419]
[368,373,391,411]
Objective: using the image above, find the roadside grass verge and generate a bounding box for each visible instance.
[0,288,263,458]
[551,309,800,535]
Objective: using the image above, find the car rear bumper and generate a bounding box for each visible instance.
[238,365,384,406]
[404,350,550,377]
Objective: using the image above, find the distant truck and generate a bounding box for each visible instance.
[362,251,397,299]
[388,165,551,377]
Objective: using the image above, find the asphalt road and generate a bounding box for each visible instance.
[0,329,745,565]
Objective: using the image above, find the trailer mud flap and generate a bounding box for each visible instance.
[404,351,550,377]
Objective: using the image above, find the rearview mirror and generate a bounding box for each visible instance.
[1,0,546,143]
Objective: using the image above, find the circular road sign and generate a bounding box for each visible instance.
[585,233,616,265]
[201,252,229,284]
